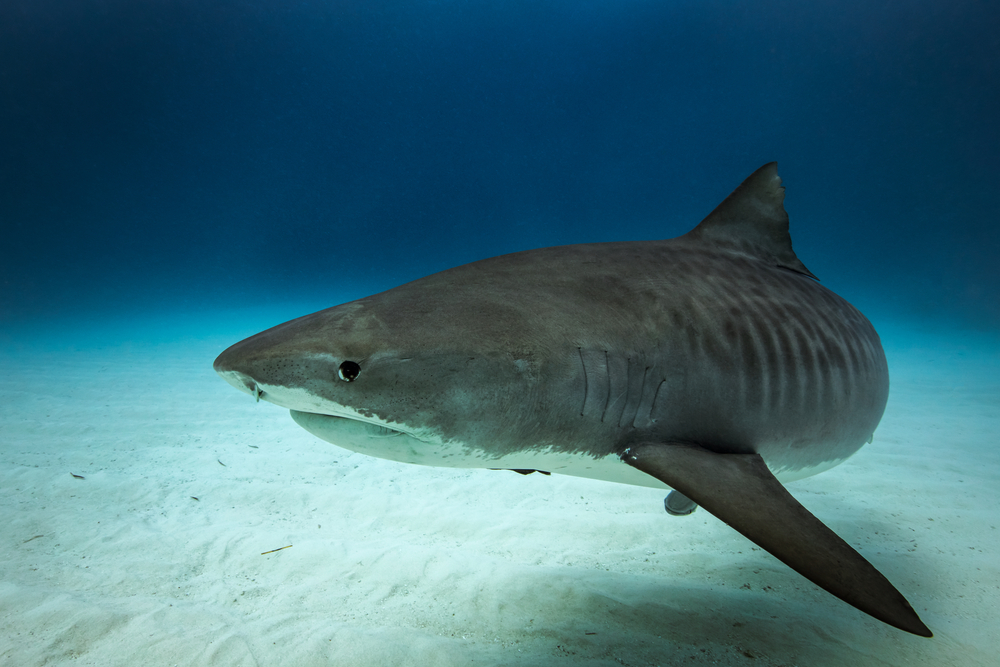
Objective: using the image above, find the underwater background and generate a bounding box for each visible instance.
[2,0,998,332]
[2,1,998,666]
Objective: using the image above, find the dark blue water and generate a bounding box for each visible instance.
[2,0,997,336]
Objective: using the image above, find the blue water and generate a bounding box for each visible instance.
[1,2,998,665]
[2,0,998,332]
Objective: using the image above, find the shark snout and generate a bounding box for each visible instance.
[213,335,330,409]
[214,345,266,400]
[216,368,260,398]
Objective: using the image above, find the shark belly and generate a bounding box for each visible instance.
[289,407,839,487]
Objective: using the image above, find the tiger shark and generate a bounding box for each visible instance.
[214,163,932,637]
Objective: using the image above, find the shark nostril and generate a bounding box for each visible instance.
[235,375,264,402]
[216,367,266,402]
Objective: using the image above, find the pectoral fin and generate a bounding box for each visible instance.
[622,442,932,637]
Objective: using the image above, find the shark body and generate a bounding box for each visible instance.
[214,163,931,637]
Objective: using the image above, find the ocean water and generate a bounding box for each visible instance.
[1,1,998,665]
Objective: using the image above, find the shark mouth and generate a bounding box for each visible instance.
[289,410,412,438]
[217,369,421,442]
[288,409,458,469]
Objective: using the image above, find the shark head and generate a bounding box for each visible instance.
[213,277,586,470]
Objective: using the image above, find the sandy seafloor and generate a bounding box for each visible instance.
[1,307,998,667]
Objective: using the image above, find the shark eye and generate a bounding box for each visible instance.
[338,360,361,382]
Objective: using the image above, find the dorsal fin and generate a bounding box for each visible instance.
[686,162,818,280]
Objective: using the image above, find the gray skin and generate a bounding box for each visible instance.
[215,165,885,480]
[214,163,930,637]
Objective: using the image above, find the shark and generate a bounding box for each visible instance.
[214,163,932,637]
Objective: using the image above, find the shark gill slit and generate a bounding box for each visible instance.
[626,365,651,429]
[601,350,611,423]
[736,321,752,413]
[577,347,587,417]
[617,357,633,429]
[648,378,666,424]
[616,357,631,429]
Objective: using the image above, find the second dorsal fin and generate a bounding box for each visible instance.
[686,162,817,280]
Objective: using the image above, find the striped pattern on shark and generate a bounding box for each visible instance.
[214,163,930,637]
